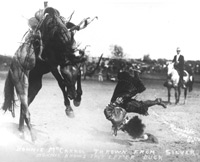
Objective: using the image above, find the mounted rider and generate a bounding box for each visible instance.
[172,47,185,88]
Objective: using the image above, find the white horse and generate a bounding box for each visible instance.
[164,62,194,104]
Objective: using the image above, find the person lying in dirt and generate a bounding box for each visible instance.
[104,70,167,137]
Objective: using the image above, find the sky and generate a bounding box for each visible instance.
[0,0,200,60]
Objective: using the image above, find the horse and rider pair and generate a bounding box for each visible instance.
[164,47,193,89]
[28,5,97,57]
[163,47,194,104]
[172,47,185,88]
[2,6,97,141]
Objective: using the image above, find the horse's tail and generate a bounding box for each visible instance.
[1,70,16,117]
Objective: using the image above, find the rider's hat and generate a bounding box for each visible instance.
[35,9,44,21]
[176,47,181,51]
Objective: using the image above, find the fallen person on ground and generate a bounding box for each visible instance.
[104,70,166,140]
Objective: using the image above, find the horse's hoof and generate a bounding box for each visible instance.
[10,110,15,118]
[73,96,81,107]
[112,130,117,136]
[19,132,25,140]
[156,98,167,108]
[167,102,172,105]
[65,109,75,118]
[31,134,37,143]
[111,127,117,136]
[73,100,81,107]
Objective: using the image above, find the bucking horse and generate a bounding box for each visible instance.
[2,7,96,141]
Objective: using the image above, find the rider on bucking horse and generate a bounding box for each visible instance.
[27,1,97,64]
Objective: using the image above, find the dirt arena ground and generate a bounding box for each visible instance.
[0,72,200,162]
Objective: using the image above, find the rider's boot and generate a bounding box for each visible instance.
[179,76,186,88]
[163,81,168,87]
[155,98,167,108]
[181,80,186,88]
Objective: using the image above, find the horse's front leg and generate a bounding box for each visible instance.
[183,88,187,104]
[175,87,179,104]
[73,73,82,107]
[64,96,74,118]
[167,87,171,104]
[51,67,74,118]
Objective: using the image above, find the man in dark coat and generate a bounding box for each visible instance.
[104,70,166,136]
[172,47,185,88]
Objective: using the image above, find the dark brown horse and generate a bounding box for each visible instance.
[28,7,86,118]
[2,7,85,141]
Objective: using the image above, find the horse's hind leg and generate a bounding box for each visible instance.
[19,105,25,139]
[28,74,42,105]
[19,98,35,142]
[167,88,171,104]
[17,74,36,142]
[20,93,36,142]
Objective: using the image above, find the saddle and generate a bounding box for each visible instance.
[176,69,187,77]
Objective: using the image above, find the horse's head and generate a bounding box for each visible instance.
[59,46,87,100]
[166,61,175,76]
[165,61,180,88]
[60,62,82,100]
